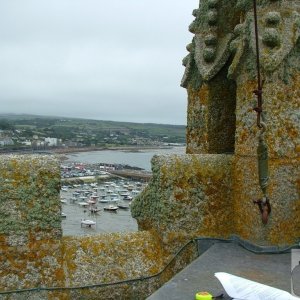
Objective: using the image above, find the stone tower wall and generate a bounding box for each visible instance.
[133,0,300,246]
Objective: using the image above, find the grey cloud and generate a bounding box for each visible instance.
[0,0,197,124]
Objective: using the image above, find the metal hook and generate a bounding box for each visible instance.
[253,197,271,224]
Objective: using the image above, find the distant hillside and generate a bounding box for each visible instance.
[0,114,186,149]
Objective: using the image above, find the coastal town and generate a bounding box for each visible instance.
[0,115,186,152]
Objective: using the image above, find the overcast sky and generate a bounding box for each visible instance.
[0,0,198,125]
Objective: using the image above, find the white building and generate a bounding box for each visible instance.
[0,138,14,146]
[22,140,32,146]
[45,137,58,147]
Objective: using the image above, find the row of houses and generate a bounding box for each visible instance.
[0,130,61,148]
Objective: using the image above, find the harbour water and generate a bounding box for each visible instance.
[65,146,186,171]
[61,179,142,236]
[61,146,185,236]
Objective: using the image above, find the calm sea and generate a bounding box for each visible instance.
[65,146,186,171]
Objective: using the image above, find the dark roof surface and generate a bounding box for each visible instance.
[148,242,292,300]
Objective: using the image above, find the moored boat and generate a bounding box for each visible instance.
[103,205,118,212]
[117,204,129,210]
[81,219,96,227]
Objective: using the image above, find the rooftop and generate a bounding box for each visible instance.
[148,241,296,300]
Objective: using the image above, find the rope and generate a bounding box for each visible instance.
[252,0,271,223]
[257,122,269,196]
[252,0,263,128]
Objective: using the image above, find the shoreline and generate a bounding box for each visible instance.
[50,145,184,155]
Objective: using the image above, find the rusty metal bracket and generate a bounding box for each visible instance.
[253,197,271,224]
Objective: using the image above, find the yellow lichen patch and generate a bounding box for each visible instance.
[61,231,165,290]
[268,200,300,245]
[232,155,300,245]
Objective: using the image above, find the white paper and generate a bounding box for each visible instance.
[215,272,300,300]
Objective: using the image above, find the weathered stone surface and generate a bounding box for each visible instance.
[0,155,64,294]
[62,231,163,286]
[0,155,195,299]
[232,156,300,245]
[234,74,300,158]
[135,0,300,250]
[1,1,299,298]
[0,154,61,239]
[131,154,234,249]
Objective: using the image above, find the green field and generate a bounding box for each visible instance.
[0,114,186,146]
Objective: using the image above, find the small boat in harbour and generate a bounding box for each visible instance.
[87,199,97,205]
[117,204,129,210]
[99,199,109,203]
[103,205,118,212]
[81,219,96,227]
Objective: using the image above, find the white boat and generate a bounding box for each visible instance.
[61,212,67,218]
[87,199,97,205]
[120,192,130,197]
[103,205,118,212]
[60,199,67,204]
[78,202,89,207]
[99,199,109,203]
[127,185,134,191]
[81,219,96,227]
[117,204,129,210]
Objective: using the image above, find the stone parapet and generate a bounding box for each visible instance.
[0,155,196,299]
[132,153,300,247]
[0,154,62,240]
[0,154,64,294]
[131,154,234,250]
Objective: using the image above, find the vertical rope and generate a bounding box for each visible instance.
[253,0,263,128]
[252,0,271,224]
